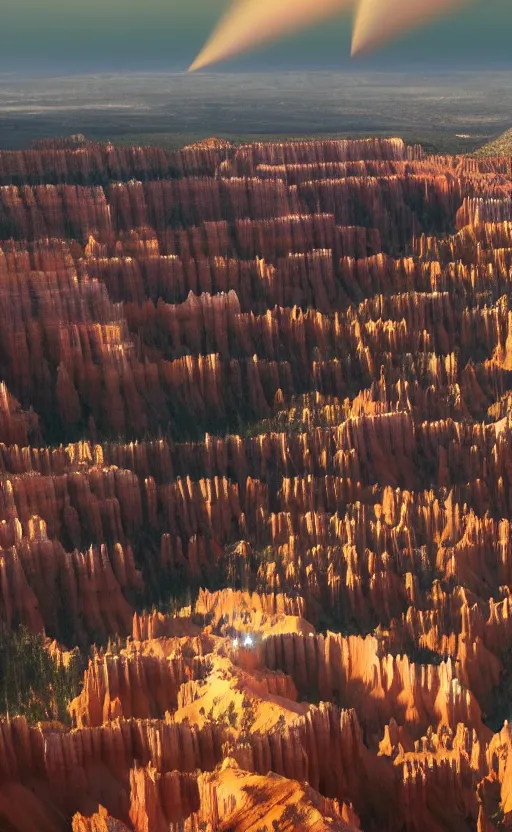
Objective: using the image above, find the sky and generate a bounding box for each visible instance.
[1,0,510,74]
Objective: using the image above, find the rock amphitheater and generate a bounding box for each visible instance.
[0,135,512,829]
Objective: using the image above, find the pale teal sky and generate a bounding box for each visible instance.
[1,0,510,72]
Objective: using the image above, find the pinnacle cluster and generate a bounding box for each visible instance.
[0,134,512,830]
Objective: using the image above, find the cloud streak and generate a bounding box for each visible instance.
[189,0,476,70]
[352,0,474,55]
[189,0,352,72]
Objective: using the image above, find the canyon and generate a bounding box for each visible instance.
[1,133,512,829]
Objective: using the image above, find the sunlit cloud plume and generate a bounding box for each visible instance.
[351,0,475,55]
[189,0,353,72]
[189,0,476,71]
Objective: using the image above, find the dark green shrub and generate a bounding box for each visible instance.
[0,626,82,725]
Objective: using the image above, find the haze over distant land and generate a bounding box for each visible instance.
[0,0,509,72]
[0,70,511,153]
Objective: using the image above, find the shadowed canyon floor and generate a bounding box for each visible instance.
[3,134,512,829]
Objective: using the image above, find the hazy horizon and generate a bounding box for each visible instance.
[0,69,510,154]
[3,63,512,80]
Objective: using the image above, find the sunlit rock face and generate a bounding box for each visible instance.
[1,133,512,830]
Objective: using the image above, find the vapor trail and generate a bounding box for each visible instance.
[189,0,353,72]
[351,0,474,55]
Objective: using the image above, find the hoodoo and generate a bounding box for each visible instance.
[0,135,511,830]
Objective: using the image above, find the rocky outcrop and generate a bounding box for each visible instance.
[0,140,230,187]
[69,647,211,727]
[0,381,40,446]
[264,632,487,743]
[73,807,131,832]
[189,758,362,831]
[129,765,199,830]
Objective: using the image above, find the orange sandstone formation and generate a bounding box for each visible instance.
[1,136,512,830]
